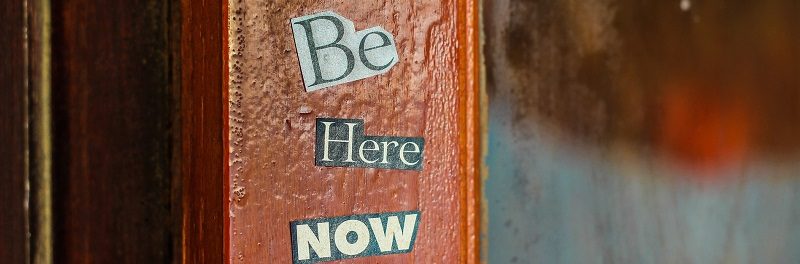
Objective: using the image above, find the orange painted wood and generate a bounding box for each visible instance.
[227,0,480,263]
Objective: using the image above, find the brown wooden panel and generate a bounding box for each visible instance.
[179,0,227,263]
[51,0,174,262]
[0,0,29,262]
[227,0,480,263]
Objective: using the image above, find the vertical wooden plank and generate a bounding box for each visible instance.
[0,0,29,262]
[51,0,174,262]
[27,0,53,262]
[179,0,227,263]
[463,0,483,261]
[227,0,480,263]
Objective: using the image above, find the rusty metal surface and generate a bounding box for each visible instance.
[228,0,478,262]
[485,0,800,263]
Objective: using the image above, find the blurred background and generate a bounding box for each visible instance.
[485,0,800,263]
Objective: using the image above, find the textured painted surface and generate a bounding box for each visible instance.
[228,0,479,262]
[485,0,800,263]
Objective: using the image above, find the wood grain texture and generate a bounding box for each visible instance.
[180,0,227,263]
[51,0,174,262]
[227,0,480,262]
[0,0,29,262]
[27,0,53,262]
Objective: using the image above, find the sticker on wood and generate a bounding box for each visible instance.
[228,0,480,263]
[290,211,420,263]
[291,11,399,92]
[315,118,425,170]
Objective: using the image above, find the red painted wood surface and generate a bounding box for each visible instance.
[227,0,480,262]
[0,0,29,262]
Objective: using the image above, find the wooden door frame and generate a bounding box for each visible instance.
[179,0,228,263]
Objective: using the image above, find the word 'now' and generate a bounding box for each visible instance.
[290,211,420,263]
